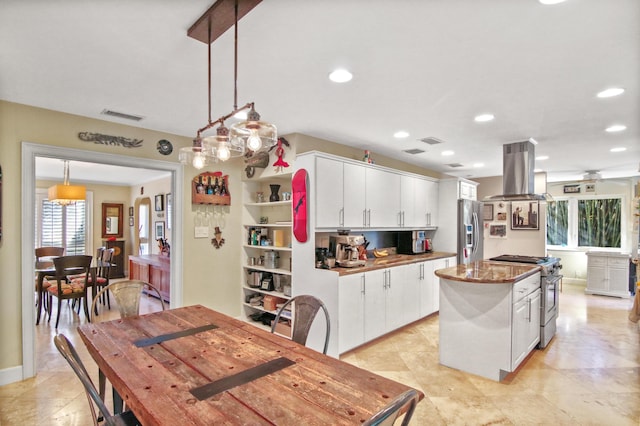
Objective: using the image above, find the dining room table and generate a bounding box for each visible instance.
[77,304,424,425]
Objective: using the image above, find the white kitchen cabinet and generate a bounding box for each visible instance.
[418,261,435,318]
[432,256,455,312]
[401,176,439,228]
[338,273,365,352]
[315,156,345,228]
[365,167,401,227]
[401,262,421,324]
[363,269,386,341]
[384,267,407,331]
[343,161,367,227]
[585,252,631,298]
[512,288,541,368]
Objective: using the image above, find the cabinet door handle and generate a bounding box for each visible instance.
[398,211,402,226]
[339,208,344,226]
[388,270,391,288]
[362,210,366,227]
[367,209,371,227]
[402,211,405,227]
[527,298,532,322]
[361,275,365,295]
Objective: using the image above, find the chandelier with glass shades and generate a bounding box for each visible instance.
[179,0,276,169]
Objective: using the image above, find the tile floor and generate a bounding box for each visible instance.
[1,283,638,425]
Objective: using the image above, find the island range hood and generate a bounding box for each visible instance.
[484,140,551,201]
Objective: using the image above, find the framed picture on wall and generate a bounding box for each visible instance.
[129,206,134,217]
[511,200,539,230]
[155,194,164,211]
[129,216,134,226]
[155,221,165,240]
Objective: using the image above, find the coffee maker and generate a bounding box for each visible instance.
[330,235,366,268]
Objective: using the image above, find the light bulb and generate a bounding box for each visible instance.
[192,152,205,169]
[247,130,262,151]
[217,144,231,161]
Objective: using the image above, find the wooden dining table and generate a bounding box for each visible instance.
[77,305,424,425]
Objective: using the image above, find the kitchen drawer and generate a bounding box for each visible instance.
[608,257,629,268]
[512,273,541,302]
[587,256,606,267]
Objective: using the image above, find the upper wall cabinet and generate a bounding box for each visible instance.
[313,153,437,230]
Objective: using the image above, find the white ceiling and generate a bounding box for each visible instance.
[2,0,639,184]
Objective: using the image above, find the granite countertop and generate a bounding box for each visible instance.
[434,261,541,284]
[331,251,457,276]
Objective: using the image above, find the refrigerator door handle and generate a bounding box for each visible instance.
[472,211,479,256]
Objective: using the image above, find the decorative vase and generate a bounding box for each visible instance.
[269,184,280,202]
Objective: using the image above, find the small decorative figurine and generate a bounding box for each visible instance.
[271,137,290,173]
[211,226,225,249]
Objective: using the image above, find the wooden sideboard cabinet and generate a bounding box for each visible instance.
[129,254,170,303]
[104,240,125,278]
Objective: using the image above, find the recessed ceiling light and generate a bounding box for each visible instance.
[536,155,549,161]
[473,163,484,168]
[597,87,625,98]
[329,69,353,83]
[539,0,566,4]
[606,124,627,133]
[474,113,494,122]
[441,150,455,156]
[610,147,627,152]
[393,131,409,138]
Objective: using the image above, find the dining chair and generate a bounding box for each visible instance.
[90,280,165,414]
[270,294,331,355]
[362,389,420,426]
[34,246,65,310]
[54,334,140,426]
[47,255,93,328]
[73,248,114,312]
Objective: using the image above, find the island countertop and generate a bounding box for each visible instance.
[332,251,457,276]
[434,260,541,283]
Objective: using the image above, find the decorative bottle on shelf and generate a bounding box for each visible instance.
[206,176,214,195]
[196,176,205,194]
[363,150,371,163]
[219,177,227,196]
[213,177,220,195]
[269,184,280,202]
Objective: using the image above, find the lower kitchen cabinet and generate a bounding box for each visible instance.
[585,251,631,298]
[512,288,541,368]
[338,256,455,353]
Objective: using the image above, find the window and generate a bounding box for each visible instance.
[35,189,93,255]
[546,196,622,249]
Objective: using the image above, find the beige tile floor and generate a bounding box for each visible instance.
[1,283,638,425]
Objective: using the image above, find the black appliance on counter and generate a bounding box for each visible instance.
[397,230,432,255]
[489,254,562,349]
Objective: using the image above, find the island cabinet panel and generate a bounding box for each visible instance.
[439,272,541,382]
[128,255,170,303]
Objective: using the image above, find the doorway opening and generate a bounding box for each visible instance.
[21,142,184,380]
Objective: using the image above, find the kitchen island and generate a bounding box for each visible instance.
[435,261,541,381]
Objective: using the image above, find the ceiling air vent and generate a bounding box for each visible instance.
[447,163,464,168]
[419,137,444,145]
[403,148,425,155]
[101,109,144,121]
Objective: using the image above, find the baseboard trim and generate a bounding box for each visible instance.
[0,366,24,386]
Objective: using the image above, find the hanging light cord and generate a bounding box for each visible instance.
[195,0,253,138]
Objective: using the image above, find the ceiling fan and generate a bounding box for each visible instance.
[581,170,602,183]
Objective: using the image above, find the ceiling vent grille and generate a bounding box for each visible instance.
[419,137,444,145]
[447,163,464,168]
[101,109,144,121]
[403,148,425,155]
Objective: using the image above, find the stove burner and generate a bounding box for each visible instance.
[489,255,549,264]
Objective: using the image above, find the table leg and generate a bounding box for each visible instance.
[113,387,124,414]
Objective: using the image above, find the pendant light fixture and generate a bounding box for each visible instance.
[47,160,86,206]
[180,0,276,168]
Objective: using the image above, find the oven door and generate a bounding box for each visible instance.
[543,275,561,321]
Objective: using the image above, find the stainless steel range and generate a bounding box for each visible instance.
[490,255,562,349]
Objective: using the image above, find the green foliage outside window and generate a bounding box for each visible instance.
[546,200,568,246]
[578,198,621,248]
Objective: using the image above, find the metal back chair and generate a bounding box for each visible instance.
[90,280,165,322]
[362,389,420,426]
[90,280,165,408]
[270,295,331,355]
[53,334,139,426]
[48,255,93,328]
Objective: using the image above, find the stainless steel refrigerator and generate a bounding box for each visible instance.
[457,199,484,264]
